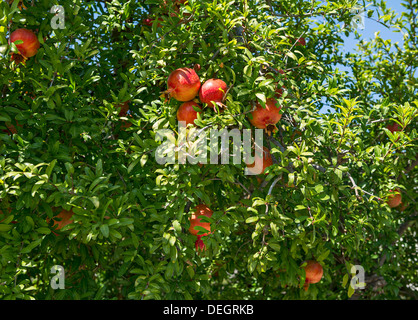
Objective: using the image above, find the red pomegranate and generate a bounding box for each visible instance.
[248,98,282,132]
[117,101,130,117]
[246,146,273,175]
[167,68,201,102]
[296,37,306,47]
[302,260,323,291]
[10,28,40,58]
[199,79,227,109]
[189,204,213,236]
[143,17,163,28]
[387,189,402,208]
[47,209,74,232]
[143,18,153,26]
[386,122,401,133]
[177,101,201,126]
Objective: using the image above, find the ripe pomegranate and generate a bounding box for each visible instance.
[177,101,201,126]
[48,209,74,232]
[296,37,306,47]
[248,98,282,133]
[10,28,40,58]
[143,18,153,26]
[386,122,401,133]
[199,78,227,109]
[143,17,163,28]
[387,189,402,208]
[246,146,273,175]
[167,68,201,101]
[189,204,213,236]
[302,260,323,291]
[117,101,130,117]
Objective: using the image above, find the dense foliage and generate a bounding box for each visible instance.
[0,0,417,300]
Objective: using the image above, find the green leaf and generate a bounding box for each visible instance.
[268,243,281,251]
[256,92,266,104]
[348,284,355,298]
[90,196,100,208]
[37,227,51,235]
[0,224,13,232]
[342,274,349,288]
[100,224,109,238]
[246,216,259,223]
[21,238,42,254]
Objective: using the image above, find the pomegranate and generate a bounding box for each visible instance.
[177,101,201,126]
[302,260,323,291]
[387,189,402,208]
[246,146,273,175]
[296,37,306,47]
[248,98,282,133]
[143,18,154,26]
[386,122,401,133]
[117,101,130,117]
[48,209,74,232]
[189,204,213,236]
[10,28,40,58]
[167,68,201,101]
[143,17,163,28]
[199,78,227,109]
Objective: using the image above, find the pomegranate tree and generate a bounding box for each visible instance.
[166,68,201,101]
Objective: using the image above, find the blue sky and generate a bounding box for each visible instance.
[318,0,408,113]
[343,0,406,59]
